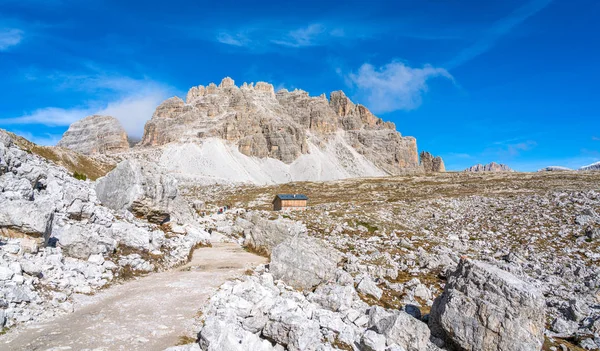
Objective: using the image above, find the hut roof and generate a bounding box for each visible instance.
[274,194,308,201]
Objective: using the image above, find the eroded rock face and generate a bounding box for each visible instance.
[95,159,195,224]
[429,258,545,351]
[57,115,129,155]
[140,77,421,173]
[270,235,342,290]
[465,162,514,172]
[420,151,445,173]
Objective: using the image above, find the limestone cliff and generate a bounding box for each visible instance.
[140,77,420,174]
[465,162,514,172]
[57,115,129,155]
[420,151,445,173]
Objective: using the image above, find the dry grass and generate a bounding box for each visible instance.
[543,336,587,351]
[176,335,197,345]
[331,335,354,350]
[8,131,115,180]
[243,243,271,258]
[189,172,600,211]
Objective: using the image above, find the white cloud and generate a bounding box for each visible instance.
[216,32,249,47]
[1,74,173,139]
[215,23,347,50]
[10,130,62,146]
[347,61,453,113]
[271,24,327,47]
[2,106,93,126]
[447,0,553,68]
[97,88,168,137]
[0,28,24,51]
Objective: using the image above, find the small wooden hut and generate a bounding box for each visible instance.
[272,194,308,211]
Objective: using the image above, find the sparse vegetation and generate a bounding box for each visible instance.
[176,335,197,345]
[73,171,87,181]
[7,130,115,180]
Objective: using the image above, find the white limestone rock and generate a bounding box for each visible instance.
[429,258,546,351]
[57,115,129,155]
[95,159,196,225]
[270,235,342,290]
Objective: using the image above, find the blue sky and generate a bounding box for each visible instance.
[0,0,598,171]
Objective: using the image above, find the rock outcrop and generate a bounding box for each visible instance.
[580,161,600,171]
[197,269,437,351]
[429,258,545,351]
[538,166,572,172]
[57,115,129,155]
[420,151,445,172]
[465,162,514,172]
[236,212,307,256]
[139,78,421,177]
[0,129,209,329]
[270,235,342,290]
[95,159,196,224]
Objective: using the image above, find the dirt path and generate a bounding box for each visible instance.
[0,243,267,351]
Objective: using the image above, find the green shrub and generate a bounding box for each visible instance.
[73,172,87,181]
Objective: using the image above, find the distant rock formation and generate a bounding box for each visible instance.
[420,151,445,172]
[465,162,514,172]
[139,77,420,175]
[57,115,129,155]
[538,166,572,172]
[580,162,600,171]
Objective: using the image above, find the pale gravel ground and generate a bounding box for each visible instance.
[155,135,386,186]
[0,243,267,351]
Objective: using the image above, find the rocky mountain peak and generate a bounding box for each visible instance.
[580,161,600,171]
[57,115,129,155]
[136,77,427,181]
[465,162,514,172]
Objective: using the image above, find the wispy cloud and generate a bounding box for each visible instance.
[0,28,24,51]
[1,72,174,138]
[347,61,453,113]
[592,136,600,141]
[485,139,537,158]
[447,0,553,68]
[10,130,62,146]
[214,23,350,51]
[216,32,250,47]
[271,24,333,47]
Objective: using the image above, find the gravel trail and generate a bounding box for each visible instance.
[0,242,267,351]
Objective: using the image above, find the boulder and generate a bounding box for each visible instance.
[240,213,306,255]
[199,317,276,351]
[270,235,342,290]
[164,344,201,351]
[95,159,194,224]
[368,306,430,351]
[357,275,383,300]
[429,258,545,351]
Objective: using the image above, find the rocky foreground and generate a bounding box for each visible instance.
[181,171,600,351]
[2,127,600,350]
[0,130,209,330]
